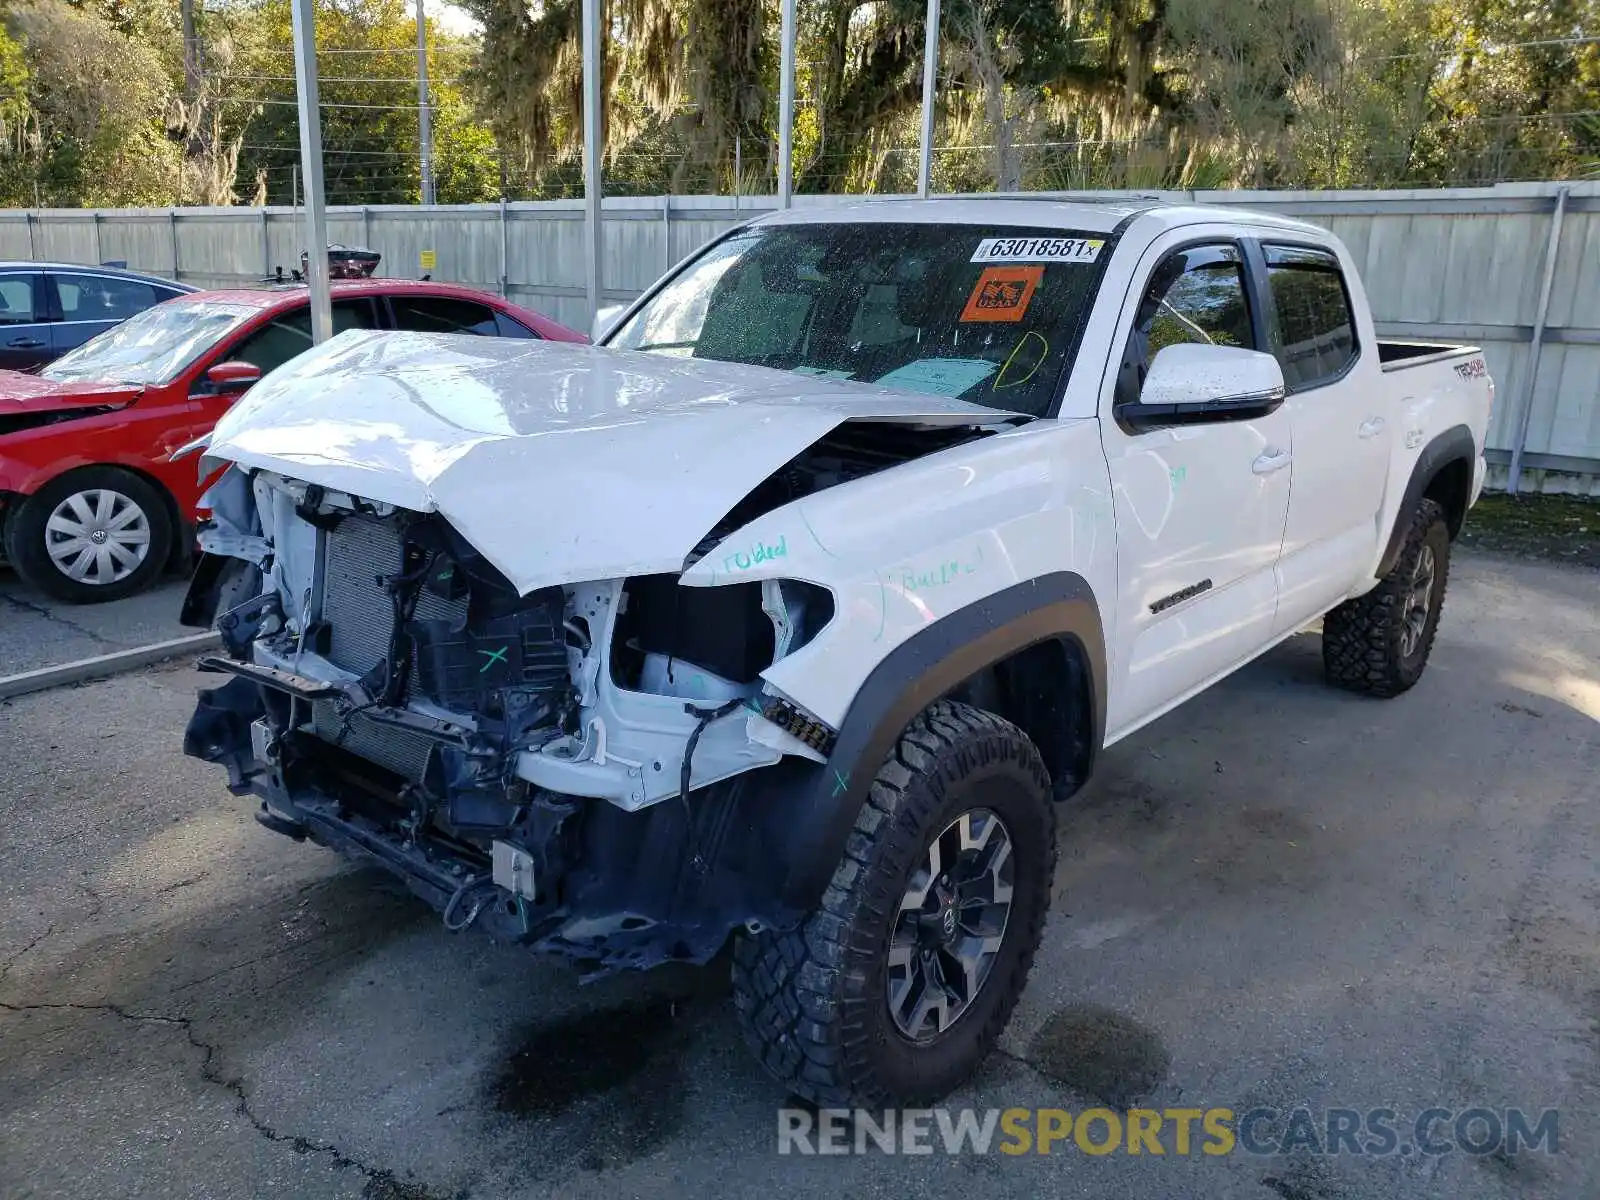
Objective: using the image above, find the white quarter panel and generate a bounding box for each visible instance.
[680,419,1116,728]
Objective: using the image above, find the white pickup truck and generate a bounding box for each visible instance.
[180,198,1492,1107]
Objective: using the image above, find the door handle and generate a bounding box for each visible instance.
[1252,448,1292,474]
[6,337,44,348]
[1358,417,1386,439]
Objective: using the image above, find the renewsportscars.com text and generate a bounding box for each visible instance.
[776,1106,1560,1158]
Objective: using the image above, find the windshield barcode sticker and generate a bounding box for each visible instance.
[971,236,1104,264]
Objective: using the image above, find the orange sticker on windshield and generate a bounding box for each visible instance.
[961,266,1043,323]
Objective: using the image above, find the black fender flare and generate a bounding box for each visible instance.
[777,572,1105,909]
[1376,423,1476,578]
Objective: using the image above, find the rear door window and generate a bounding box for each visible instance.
[1263,245,1358,390]
[494,311,540,338]
[390,295,500,335]
[55,273,163,322]
[0,273,40,324]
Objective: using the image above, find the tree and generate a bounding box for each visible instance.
[2,0,182,205]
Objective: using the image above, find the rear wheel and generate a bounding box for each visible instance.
[1322,498,1451,697]
[4,467,174,604]
[731,700,1057,1106]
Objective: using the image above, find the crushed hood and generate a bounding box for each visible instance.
[205,330,1014,594]
[0,371,142,413]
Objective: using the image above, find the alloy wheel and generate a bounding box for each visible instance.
[886,807,1015,1042]
[1400,542,1436,659]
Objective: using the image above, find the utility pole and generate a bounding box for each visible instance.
[917,0,941,198]
[290,0,332,342]
[777,0,795,207]
[581,0,602,327]
[416,0,435,206]
[180,0,202,97]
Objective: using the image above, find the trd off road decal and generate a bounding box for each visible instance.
[962,266,1044,323]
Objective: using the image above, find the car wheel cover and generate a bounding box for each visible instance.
[44,488,151,585]
[886,807,1015,1043]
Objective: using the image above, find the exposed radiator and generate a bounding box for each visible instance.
[309,702,437,782]
[312,515,467,781]
[321,515,468,676]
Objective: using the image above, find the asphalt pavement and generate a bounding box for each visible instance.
[0,549,1596,1199]
[0,568,191,675]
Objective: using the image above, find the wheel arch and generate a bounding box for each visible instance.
[7,461,184,570]
[1377,424,1475,578]
[776,572,1105,909]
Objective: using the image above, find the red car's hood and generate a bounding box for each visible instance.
[0,371,143,412]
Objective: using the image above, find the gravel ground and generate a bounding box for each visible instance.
[0,549,1596,1200]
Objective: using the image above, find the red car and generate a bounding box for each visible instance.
[0,280,585,602]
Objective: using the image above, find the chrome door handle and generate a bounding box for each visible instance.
[1358,417,1386,439]
[6,337,43,348]
[1252,448,1292,474]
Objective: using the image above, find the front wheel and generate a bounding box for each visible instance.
[1322,497,1451,697]
[732,701,1057,1107]
[4,467,174,604]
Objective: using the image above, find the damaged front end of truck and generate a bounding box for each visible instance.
[179,331,1009,975]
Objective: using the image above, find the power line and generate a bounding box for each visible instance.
[252,45,477,54]
[211,73,468,85]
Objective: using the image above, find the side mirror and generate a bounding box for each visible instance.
[1118,343,1286,430]
[592,303,626,343]
[203,361,262,395]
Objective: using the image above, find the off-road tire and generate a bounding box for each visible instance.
[4,467,174,604]
[1322,497,1451,697]
[731,700,1057,1107]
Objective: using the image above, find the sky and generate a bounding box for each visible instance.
[432,2,482,37]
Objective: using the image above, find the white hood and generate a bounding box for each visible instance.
[205,330,1013,594]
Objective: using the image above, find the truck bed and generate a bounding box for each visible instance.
[1377,340,1481,373]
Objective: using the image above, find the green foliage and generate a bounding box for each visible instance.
[1,0,182,206]
[0,0,1597,205]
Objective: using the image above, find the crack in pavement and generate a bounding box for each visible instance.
[0,998,449,1199]
[0,592,121,649]
[0,923,57,984]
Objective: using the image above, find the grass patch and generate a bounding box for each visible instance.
[1459,491,1600,569]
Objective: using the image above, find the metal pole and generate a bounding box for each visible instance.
[416,0,435,206]
[916,0,941,198]
[290,0,333,342]
[170,211,180,280]
[580,0,602,327]
[91,211,102,266]
[499,194,508,298]
[734,135,742,212]
[662,194,671,272]
[777,0,795,207]
[498,157,509,298]
[1507,186,1569,495]
[261,207,270,276]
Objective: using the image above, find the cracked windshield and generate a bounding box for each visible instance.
[609,223,1108,416]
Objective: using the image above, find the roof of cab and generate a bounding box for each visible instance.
[179,277,507,311]
[749,196,1330,240]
